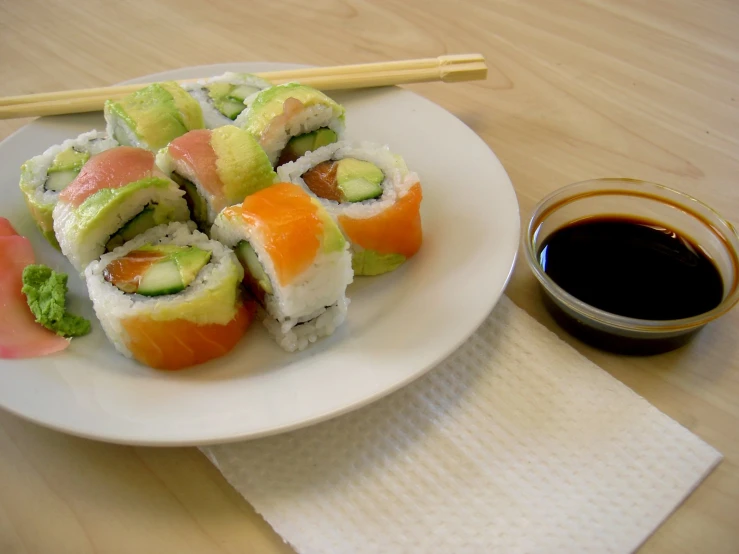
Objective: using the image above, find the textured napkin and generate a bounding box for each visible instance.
[201,296,721,554]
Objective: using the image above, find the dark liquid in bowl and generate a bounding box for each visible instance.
[538,217,724,320]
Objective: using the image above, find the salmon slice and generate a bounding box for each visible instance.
[339,183,423,257]
[121,301,254,370]
[0,233,69,358]
[60,146,160,207]
[0,217,17,237]
[301,161,342,202]
[168,129,224,196]
[103,249,168,293]
[239,183,322,286]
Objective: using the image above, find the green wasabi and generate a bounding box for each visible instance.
[21,265,91,338]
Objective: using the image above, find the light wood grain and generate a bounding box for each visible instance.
[1,0,738,552]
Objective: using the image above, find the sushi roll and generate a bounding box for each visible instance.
[211,182,353,352]
[85,222,253,370]
[104,82,204,151]
[19,130,117,248]
[235,83,345,168]
[53,146,190,273]
[277,142,423,276]
[182,72,272,129]
[156,126,276,231]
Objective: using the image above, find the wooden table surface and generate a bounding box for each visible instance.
[1,0,738,552]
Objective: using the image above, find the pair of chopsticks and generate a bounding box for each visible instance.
[0,54,487,120]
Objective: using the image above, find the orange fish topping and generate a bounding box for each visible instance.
[239,183,322,286]
[338,182,423,257]
[121,301,254,370]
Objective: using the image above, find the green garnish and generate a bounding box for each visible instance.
[21,265,91,338]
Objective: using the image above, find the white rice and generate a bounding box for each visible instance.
[54,178,190,273]
[211,210,353,352]
[84,222,244,359]
[184,72,272,129]
[276,141,420,220]
[19,130,117,210]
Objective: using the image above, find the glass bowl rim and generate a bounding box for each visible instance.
[524,177,739,333]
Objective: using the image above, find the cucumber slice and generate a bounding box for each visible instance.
[338,178,383,202]
[229,85,260,102]
[235,241,273,294]
[137,260,185,296]
[172,173,209,228]
[105,207,157,251]
[219,99,246,120]
[286,132,316,158]
[44,170,79,192]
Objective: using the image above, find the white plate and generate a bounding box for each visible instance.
[0,63,520,446]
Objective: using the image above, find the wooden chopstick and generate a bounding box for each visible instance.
[0,55,486,120]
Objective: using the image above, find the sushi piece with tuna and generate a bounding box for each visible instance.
[156,126,276,232]
[182,72,272,129]
[211,182,353,352]
[85,222,253,370]
[278,142,423,276]
[235,83,345,168]
[104,82,204,151]
[53,146,190,273]
[19,130,117,248]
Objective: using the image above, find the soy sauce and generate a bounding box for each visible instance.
[538,217,723,321]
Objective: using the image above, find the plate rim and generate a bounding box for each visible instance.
[0,62,520,445]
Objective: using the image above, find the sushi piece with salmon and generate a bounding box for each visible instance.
[277,142,423,276]
[53,146,190,273]
[84,221,253,370]
[235,83,345,168]
[104,82,204,151]
[19,130,118,249]
[211,182,353,352]
[156,126,276,231]
[182,72,272,129]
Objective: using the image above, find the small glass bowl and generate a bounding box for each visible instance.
[524,178,739,354]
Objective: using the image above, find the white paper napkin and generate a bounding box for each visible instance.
[201,296,721,554]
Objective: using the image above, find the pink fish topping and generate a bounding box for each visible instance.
[0,225,69,359]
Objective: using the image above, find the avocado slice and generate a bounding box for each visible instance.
[313,128,338,149]
[44,148,90,192]
[49,148,90,173]
[235,241,273,295]
[336,158,384,202]
[171,173,209,228]
[173,247,212,286]
[352,249,406,276]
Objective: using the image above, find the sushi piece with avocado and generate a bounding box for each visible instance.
[278,142,423,276]
[19,130,117,248]
[211,182,353,352]
[182,72,272,129]
[85,222,254,370]
[53,146,190,273]
[104,82,204,152]
[235,83,345,168]
[156,126,276,232]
